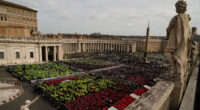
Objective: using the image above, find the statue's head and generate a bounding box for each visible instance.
[175,0,187,14]
[25,100,31,105]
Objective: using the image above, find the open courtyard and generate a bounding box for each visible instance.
[0,52,169,110]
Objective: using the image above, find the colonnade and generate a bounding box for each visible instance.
[40,45,63,62]
[64,43,79,54]
[64,42,136,54]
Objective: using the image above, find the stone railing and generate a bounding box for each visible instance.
[0,36,61,42]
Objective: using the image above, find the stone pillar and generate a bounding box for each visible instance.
[67,44,69,54]
[109,43,111,52]
[90,43,92,52]
[108,43,109,51]
[76,43,78,52]
[102,43,104,51]
[58,46,63,60]
[107,43,109,51]
[78,43,81,52]
[86,43,88,52]
[45,46,48,62]
[120,44,123,52]
[93,43,95,52]
[131,43,136,53]
[88,43,89,52]
[104,43,106,51]
[88,43,90,52]
[53,46,57,61]
[93,43,95,51]
[99,43,101,51]
[95,43,97,51]
[101,43,104,52]
[72,43,74,52]
[82,43,86,52]
[111,44,113,52]
[114,44,116,52]
[116,44,119,52]
[127,44,130,52]
[106,43,108,51]
[97,43,99,51]
[68,44,70,53]
[71,44,72,53]
[95,43,96,51]
[39,45,43,62]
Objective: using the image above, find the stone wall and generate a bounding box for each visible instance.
[125,81,174,110]
[0,43,39,65]
[0,38,63,65]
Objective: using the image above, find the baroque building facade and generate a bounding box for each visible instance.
[0,0,38,38]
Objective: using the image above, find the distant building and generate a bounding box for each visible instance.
[0,0,38,38]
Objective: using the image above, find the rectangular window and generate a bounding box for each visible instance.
[22,10,25,15]
[0,52,4,59]
[13,9,16,14]
[7,8,11,13]
[16,52,20,59]
[15,29,17,33]
[30,52,34,58]
[8,29,10,32]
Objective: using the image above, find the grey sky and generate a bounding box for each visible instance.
[6,0,200,36]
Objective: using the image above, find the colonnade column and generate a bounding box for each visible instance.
[111,43,113,52]
[85,43,87,52]
[53,46,57,61]
[108,43,110,51]
[123,44,126,52]
[82,43,86,52]
[78,43,81,52]
[45,46,48,62]
[88,43,90,52]
[65,44,68,54]
[39,45,42,62]
[106,43,108,51]
[90,43,92,52]
[131,43,136,53]
[102,43,104,51]
[127,44,130,52]
[58,46,63,60]
[114,44,117,52]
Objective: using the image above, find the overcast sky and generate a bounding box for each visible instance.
[6,0,200,36]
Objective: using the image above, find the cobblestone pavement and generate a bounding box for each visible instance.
[0,82,21,105]
[0,67,56,110]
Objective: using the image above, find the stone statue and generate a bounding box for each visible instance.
[20,100,31,110]
[164,0,192,77]
[163,1,192,109]
[20,96,40,110]
[190,27,199,66]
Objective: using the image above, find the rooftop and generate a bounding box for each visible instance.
[0,0,37,12]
